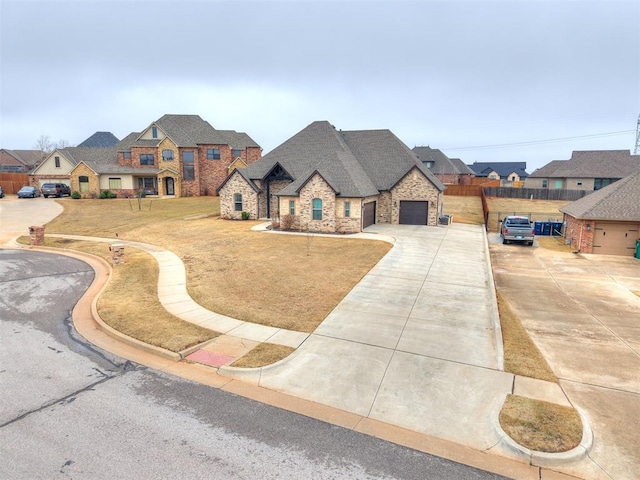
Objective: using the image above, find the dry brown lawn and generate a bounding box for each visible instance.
[496,290,558,382]
[44,197,391,333]
[500,394,583,452]
[22,236,218,352]
[230,344,296,368]
[441,196,484,225]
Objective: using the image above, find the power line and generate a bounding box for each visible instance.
[442,130,635,152]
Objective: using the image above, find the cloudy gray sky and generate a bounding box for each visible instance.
[1,0,638,172]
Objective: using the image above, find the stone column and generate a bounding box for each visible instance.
[109,242,125,264]
[29,226,45,246]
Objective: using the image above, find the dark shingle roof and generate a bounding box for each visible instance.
[77,132,120,147]
[560,171,640,221]
[412,147,474,175]
[529,160,567,178]
[450,158,475,175]
[149,114,260,148]
[467,161,529,178]
[242,121,444,197]
[531,150,640,179]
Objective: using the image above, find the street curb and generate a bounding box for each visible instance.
[490,393,594,467]
[482,226,505,371]
[12,244,182,362]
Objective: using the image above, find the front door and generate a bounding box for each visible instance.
[165,177,175,196]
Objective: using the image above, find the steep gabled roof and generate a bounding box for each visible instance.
[560,171,640,221]
[413,147,456,174]
[467,161,529,178]
[78,132,120,147]
[243,121,444,198]
[450,158,475,175]
[532,150,640,179]
[140,114,260,149]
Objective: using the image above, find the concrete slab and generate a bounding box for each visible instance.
[513,376,571,407]
[368,351,513,450]
[226,322,281,343]
[265,329,310,348]
[258,335,394,417]
[314,309,407,349]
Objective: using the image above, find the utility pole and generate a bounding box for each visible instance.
[635,114,640,154]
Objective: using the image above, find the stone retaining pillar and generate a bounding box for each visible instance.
[109,242,125,265]
[29,226,45,246]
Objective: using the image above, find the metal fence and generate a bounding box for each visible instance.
[490,211,565,233]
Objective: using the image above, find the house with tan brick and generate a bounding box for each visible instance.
[30,114,261,198]
[0,149,44,173]
[217,121,446,233]
[560,171,640,256]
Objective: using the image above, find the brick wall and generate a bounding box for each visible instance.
[71,163,100,198]
[390,168,441,226]
[375,192,391,224]
[565,214,594,253]
[298,174,336,233]
[219,171,259,220]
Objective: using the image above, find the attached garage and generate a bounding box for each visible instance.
[593,222,639,256]
[363,201,376,228]
[399,201,428,225]
[560,171,640,257]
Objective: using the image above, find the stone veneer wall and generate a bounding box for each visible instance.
[70,163,100,198]
[298,174,336,233]
[564,214,594,253]
[374,192,391,224]
[390,168,441,226]
[219,172,259,220]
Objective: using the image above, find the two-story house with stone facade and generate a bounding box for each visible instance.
[30,114,261,198]
[217,121,446,233]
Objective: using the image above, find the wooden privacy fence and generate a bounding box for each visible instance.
[483,187,589,201]
[0,173,30,194]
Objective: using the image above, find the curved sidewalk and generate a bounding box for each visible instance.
[47,234,311,350]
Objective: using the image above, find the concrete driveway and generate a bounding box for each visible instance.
[230,223,514,451]
[490,235,640,479]
[0,195,63,246]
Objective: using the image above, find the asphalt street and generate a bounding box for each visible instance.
[0,249,507,479]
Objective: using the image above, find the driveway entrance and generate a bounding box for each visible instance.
[490,235,640,479]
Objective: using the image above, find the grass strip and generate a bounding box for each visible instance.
[499,394,582,452]
[230,343,296,368]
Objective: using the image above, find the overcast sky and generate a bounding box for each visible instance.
[1,0,638,172]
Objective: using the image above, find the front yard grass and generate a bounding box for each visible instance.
[43,197,391,334]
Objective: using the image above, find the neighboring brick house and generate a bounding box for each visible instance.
[525,150,640,191]
[0,149,44,172]
[467,161,529,185]
[560,171,640,256]
[412,146,475,184]
[30,115,261,197]
[217,121,446,233]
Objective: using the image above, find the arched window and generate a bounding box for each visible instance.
[234,193,243,211]
[312,198,322,220]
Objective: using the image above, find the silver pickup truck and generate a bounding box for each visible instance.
[500,216,535,246]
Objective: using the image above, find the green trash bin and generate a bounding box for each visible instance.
[636,240,640,259]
